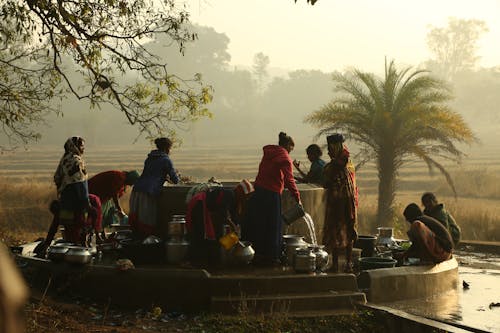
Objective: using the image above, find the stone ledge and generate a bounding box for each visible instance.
[358,257,458,303]
[459,240,500,254]
[361,304,477,333]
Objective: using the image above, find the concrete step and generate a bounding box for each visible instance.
[209,273,359,297]
[210,291,367,314]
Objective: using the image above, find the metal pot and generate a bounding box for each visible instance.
[168,214,186,240]
[231,241,255,265]
[282,204,305,225]
[376,227,395,246]
[165,239,189,264]
[354,235,377,257]
[47,245,69,261]
[115,229,133,241]
[294,247,316,273]
[358,256,397,270]
[282,235,307,266]
[65,246,92,265]
[308,245,329,272]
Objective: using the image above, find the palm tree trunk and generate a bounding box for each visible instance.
[376,153,397,227]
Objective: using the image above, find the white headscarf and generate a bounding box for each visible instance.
[54,137,87,195]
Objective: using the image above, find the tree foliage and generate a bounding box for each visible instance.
[426,17,488,80]
[0,0,213,143]
[0,13,61,143]
[252,52,270,93]
[307,60,476,225]
[295,0,318,5]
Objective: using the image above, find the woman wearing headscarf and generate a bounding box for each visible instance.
[129,137,179,238]
[89,170,140,233]
[322,134,358,273]
[36,137,102,253]
[242,132,301,266]
[55,137,103,244]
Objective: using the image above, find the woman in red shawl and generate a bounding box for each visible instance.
[242,132,301,266]
[88,170,140,236]
[322,134,358,273]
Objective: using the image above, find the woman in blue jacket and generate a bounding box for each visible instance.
[129,137,179,237]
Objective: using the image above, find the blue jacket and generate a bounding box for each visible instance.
[133,150,179,195]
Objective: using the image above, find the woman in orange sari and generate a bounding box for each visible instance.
[322,134,358,273]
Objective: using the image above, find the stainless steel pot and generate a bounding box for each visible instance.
[377,227,395,246]
[294,247,316,273]
[282,204,305,225]
[282,235,307,266]
[47,245,69,261]
[168,214,186,240]
[115,229,133,241]
[165,240,189,264]
[231,241,255,265]
[65,246,92,265]
[308,245,329,272]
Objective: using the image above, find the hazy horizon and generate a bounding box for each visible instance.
[186,0,500,73]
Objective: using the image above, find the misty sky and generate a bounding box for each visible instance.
[185,0,500,73]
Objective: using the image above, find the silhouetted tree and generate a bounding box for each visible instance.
[307,60,476,226]
[0,0,213,143]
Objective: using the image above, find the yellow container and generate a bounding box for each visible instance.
[219,232,239,250]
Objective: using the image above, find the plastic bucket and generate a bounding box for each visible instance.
[219,232,239,250]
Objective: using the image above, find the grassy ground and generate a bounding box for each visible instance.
[24,298,385,333]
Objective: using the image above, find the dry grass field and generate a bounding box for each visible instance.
[1,143,499,244]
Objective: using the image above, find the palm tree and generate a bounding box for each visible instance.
[307,60,476,226]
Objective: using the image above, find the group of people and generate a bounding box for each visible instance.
[243,131,460,270]
[398,193,461,264]
[35,136,168,255]
[242,132,359,271]
[36,133,460,271]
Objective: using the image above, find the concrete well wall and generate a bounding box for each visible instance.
[156,183,326,243]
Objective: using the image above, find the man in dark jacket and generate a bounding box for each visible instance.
[421,192,461,247]
[399,203,453,264]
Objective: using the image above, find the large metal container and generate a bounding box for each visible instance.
[165,239,190,264]
[282,235,307,266]
[168,214,186,240]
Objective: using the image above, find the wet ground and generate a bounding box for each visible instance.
[379,249,500,332]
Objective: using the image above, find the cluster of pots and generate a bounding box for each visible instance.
[354,227,401,270]
[282,234,329,273]
[47,243,93,264]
